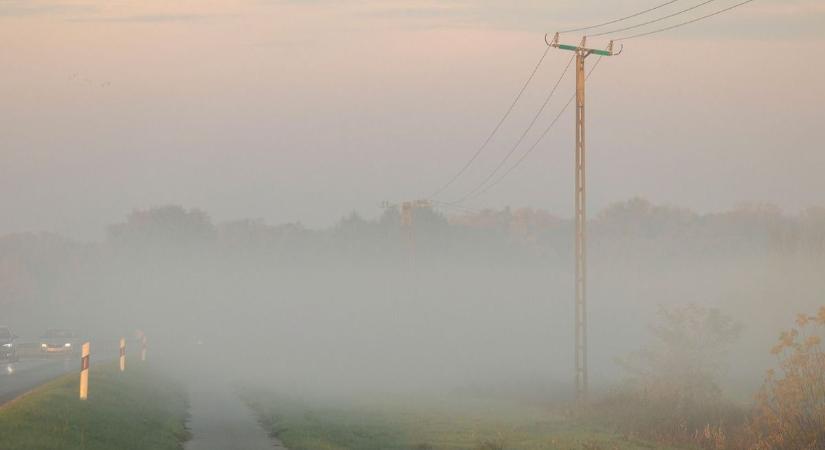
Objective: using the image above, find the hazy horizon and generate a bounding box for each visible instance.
[2,3,825,447]
[1,0,823,240]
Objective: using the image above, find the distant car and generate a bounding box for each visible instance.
[0,326,19,362]
[40,329,81,355]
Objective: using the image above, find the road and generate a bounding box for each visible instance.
[0,358,78,405]
[0,342,121,407]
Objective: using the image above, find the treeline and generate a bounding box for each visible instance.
[2,197,824,277]
[0,198,823,322]
[102,198,824,263]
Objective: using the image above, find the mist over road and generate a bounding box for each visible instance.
[0,359,77,406]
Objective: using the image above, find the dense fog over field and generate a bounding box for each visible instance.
[2,2,824,447]
[3,201,823,400]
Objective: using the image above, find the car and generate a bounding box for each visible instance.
[0,326,19,362]
[40,329,81,355]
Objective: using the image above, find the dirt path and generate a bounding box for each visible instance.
[185,383,285,450]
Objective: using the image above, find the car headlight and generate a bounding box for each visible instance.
[1,343,11,348]
[64,343,72,348]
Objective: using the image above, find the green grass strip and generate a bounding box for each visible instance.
[242,391,678,450]
[0,363,189,450]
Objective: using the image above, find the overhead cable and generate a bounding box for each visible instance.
[558,0,684,33]
[614,0,756,40]
[428,45,551,199]
[587,0,718,37]
[447,54,576,205]
[461,57,604,203]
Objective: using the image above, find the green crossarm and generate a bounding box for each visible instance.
[555,44,612,56]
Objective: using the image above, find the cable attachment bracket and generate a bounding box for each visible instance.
[546,32,560,47]
[607,40,624,56]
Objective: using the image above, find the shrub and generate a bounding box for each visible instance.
[749,307,825,449]
[593,304,747,449]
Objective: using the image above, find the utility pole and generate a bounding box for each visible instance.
[400,199,432,264]
[381,199,432,265]
[548,33,619,402]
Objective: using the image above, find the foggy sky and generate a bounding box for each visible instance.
[1,0,823,240]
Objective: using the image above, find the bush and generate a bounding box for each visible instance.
[749,307,825,449]
[591,304,747,449]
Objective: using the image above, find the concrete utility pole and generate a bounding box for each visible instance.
[548,33,619,402]
[400,199,432,264]
[381,199,432,265]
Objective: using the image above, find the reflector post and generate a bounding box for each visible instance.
[119,338,126,372]
[79,342,90,400]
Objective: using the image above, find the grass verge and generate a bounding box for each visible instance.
[0,362,190,450]
[241,390,681,450]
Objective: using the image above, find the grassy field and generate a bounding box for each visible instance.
[0,362,190,450]
[242,391,682,450]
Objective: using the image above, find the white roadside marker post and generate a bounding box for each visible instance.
[79,342,90,400]
[119,338,126,372]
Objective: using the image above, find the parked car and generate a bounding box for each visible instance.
[40,329,81,355]
[0,326,19,362]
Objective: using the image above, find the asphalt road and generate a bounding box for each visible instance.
[0,357,78,405]
[0,341,121,407]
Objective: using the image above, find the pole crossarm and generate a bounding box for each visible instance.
[545,33,622,57]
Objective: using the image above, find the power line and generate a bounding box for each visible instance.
[614,0,756,40]
[471,0,757,204]
[430,200,483,216]
[587,0,718,38]
[464,98,574,203]
[459,57,604,204]
[430,0,755,202]
[447,53,576,205]
[428,45,551,199]
[538,0,753,402]
[559,0,684,34]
